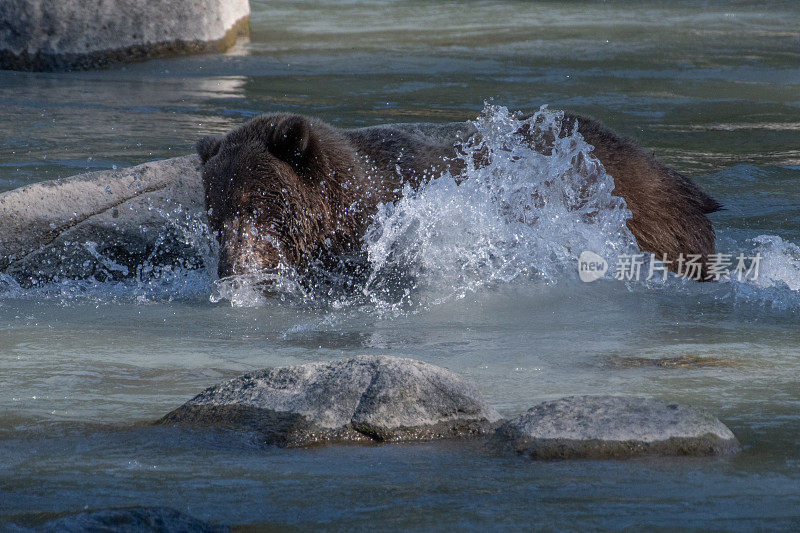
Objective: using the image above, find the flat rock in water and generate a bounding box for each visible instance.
[494,395,740,459]
[0,0,250,71]
[157,355,502,447]
[0,155,209,287]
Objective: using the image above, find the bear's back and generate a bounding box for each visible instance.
[564,113,720,264]
[344,123,473,198]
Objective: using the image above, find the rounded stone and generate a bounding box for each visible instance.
[0,155,207,287]
[157,355,502,447]
[0,0,250,71]
[494,395,740,459]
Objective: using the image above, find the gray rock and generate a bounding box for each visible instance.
[0,155,210,287]
[157,355,502,447]
[0,0,250,71]
[494,396,740,459]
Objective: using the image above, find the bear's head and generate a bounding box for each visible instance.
[197,114,364,279]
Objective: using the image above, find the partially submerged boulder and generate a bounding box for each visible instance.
[157,355,501,447]
[494,396,740,459]
[0,0,250,71]
[0,155,208,287]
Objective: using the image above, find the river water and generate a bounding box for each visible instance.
[1,1,799,530]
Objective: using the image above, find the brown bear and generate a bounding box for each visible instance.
[196,112,719,282]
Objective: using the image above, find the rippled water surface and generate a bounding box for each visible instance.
[2,1,800,530]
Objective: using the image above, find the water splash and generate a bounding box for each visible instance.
[5,104,800,315]
[358,104,637,313]
[707,234,800,310]
[210,266,309,308]
[209,104,639,313]
[747,235,800,292]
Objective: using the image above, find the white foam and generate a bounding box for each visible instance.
[747,235,800,292]
[360,104,637,313]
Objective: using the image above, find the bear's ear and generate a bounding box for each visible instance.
[266,115,317,168]
[197,136,222,164]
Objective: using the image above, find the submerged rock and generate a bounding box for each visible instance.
[606,354,740,369]
[494,396,740,459]
[37,506,224,533]
[157,355,501,447]
[0,0,250,71]
[0,155,208,287]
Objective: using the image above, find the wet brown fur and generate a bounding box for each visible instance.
[562,114,721,274]
[198,113,459,277]
[197,112,719,280]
